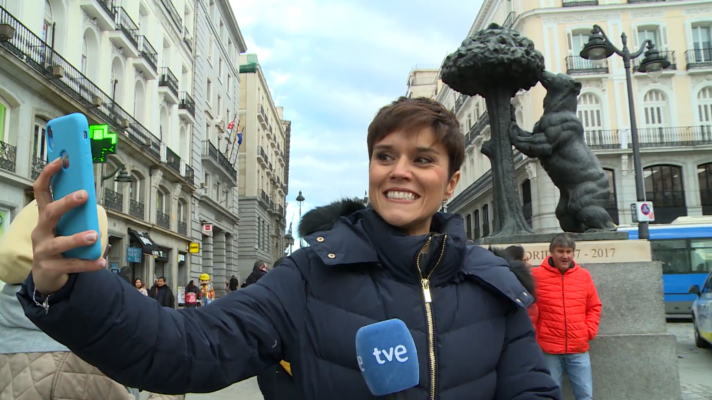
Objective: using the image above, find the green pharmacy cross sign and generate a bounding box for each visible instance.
[89,124,118,163]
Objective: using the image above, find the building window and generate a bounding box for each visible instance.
[257,216,262,249]
[227,74,232,97]
[218,58,223,81]
[474,210,480,239]
[207,35,214,63]
[691,24,711,62]
[43,0,54,45]
[81,37,88,75]
[0,98,7,143]
[206,78,212,107]
[217,95,222,118]
[465,214,472,240]
[482,204,490,237]
[577,93,606,147]
[641,89,670,146]
[32,118,48,161]
[567,30,590,54]
[0,207,10,237]
[521,179,532,228]
[604,169,619,225]
[697,87,712,138]
[698,163,712,215]
[643,165,686,223]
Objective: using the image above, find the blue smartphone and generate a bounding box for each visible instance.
[46,113,102,260]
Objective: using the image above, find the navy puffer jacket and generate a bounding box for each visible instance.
[19,199,560,400]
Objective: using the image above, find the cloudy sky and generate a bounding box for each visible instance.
[231,0,482,247]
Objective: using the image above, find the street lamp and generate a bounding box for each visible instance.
[101,163,132,183]
[580,25,670,240]
[296,190,305,247]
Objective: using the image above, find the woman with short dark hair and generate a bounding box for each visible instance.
[21,97,560,400]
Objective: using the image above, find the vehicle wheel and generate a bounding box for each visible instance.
[693,317,711,349]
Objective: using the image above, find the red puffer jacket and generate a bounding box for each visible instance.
[530,257,602,354]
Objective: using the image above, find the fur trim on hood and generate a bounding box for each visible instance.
[297,199,535,297]
[488,247,536,300]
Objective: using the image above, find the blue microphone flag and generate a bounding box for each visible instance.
[355,318,419,396]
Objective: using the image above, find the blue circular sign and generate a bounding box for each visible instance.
[641,204,651,215]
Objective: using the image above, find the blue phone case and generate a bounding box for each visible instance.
[46,113,102,260]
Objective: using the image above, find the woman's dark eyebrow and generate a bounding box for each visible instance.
[374,145,440,155]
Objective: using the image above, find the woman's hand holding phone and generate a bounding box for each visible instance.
[31,158,107,294]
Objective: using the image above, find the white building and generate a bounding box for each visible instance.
[0,0,198,295]
[189,0,246,294]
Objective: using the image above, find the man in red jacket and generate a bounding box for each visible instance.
[530,233,602,400]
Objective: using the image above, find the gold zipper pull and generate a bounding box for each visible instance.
[422,279,432,303]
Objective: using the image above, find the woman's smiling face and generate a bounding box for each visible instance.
[368,127,459,236]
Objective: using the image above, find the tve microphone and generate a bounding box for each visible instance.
[355,318,419,397]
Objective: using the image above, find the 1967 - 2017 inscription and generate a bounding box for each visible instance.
[482,240,652,264]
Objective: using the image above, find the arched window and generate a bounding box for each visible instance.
[43,0,54,45]
[129,172,145,220]
[160,106,169,141]
[110,57,124,106]
[81,37,88,75]
[578,93,608,148]
[698,162,712,215]
[641,90,670,146]
[696,86,712,141]
[643,164,686,223]
[179,125,188,160]
[177,199,188,235]
[156,186,170,229]
[134,81,146,124]
[521,179,532,228]
[482,204,490,237]
[465,214,472,240]
[81,29,99,81]
[31,117,49,180]
[603,169,619,225]
[474,210,481,240]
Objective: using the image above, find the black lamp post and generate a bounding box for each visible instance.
[579,25,670,240]
[296,190,305,247]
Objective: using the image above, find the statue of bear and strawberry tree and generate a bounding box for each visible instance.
[508,71,617,233]
[441,23,543,237]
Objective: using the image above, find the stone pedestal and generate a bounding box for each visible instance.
[483,237,681,400]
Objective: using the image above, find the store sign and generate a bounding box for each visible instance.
[189,242,200,253]
[202,224,213,237]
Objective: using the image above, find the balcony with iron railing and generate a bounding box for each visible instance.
[156,210,170,229]
[103,188,123,212]
[179,91,196,122]
[685,48,712,71]
[260,189,269,206]
[79,0,116,31]
[632,50,677,73]
[184,164,195,186]
[0,141,16,173]
[258,104,267,124]
[130,199,145,220]
[202,140,237,182]
[469,111,489,138]
[581,126,712,150]
[109,7,140,57]
[566,56,609,75]
[454,95,467,114]
[165,146,181,174]
[178,220,187,235]
[134,35,158,78]
[159,0,183,33]
[159,67,179,103]
[31,156,46,180]
[258,146,268,167]
[563,0,599,6]
[0,7,165,166]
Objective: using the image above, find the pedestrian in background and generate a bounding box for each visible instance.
[531,233,602,400]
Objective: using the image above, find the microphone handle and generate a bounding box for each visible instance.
[386,392,408,400]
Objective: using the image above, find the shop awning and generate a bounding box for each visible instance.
[128,228,159,256]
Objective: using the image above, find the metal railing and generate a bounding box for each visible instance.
[165,146,180,173]
[632,50,676,71]
[178,220,187,235]
[129,199,144,220]
[157,210,170,229]
[260,189,269,205]
[585,129,621,150]
[103,188,123,212]
[202,140,236,180]
[685,48,712,70]
[159,0,183,32]
[184,165,195,186]
[94,0,115,17]
[259,146,268,163]
[159,67,178,98]
[182,29,192,52]
[31,156,46,180]
[136,35,158,72]
[179,91,195,117]
[0,8,163,163]
[0,141,16,173]
[566,56,609,74]
[638,126,712,148]
[113,7,139,49]
[454,95,467,114]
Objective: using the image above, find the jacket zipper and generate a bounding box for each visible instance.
[561,272,567,354]
[416,235,447,400]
